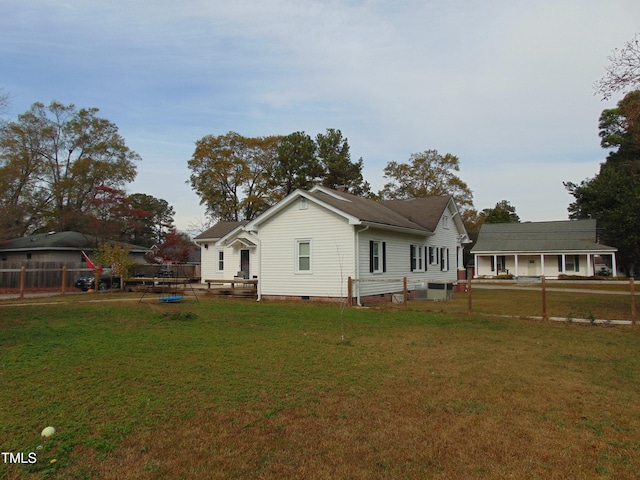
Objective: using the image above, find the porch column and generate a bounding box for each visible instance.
[493,254,498,274]
[474,254,478,278]
[561,254,565,274]
[586,253,592,277]
[540,254,545,277]
[514,254,519,278]
[612,253,618,278]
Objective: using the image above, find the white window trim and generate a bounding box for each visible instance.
[217,250,224,272]
[295,239,312,274]
[371,240,383,274]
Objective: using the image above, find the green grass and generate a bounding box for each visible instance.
[2,295,640,479]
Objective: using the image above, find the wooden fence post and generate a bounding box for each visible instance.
[94,269,101,293]
[61,266,67,295]
[541,275,548,321]
[347,276,353,307]
[631,277,637,327]
[467,278,472,316]
[403,277,407,309]
[20,266,26,299]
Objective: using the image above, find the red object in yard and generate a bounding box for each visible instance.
[82,251,103,272]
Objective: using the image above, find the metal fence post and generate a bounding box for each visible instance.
[541,275,548,321]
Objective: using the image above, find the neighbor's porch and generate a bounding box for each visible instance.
[474,252,618,279]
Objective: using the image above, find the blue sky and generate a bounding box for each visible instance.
[2,0,639,232]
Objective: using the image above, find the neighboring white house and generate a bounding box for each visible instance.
[196,186,470,304]
[471,220,618,279]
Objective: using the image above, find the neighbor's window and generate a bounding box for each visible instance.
[565,255,580,272]
[218,251,224,271]
[296,240,311,273]
[443,216,449,229]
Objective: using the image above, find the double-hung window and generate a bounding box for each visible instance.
[440,247,449,271]
[217,251,224,271]
[410,245,425,272]
[369,240,386,273]
[565,255,580,272]
[296,240,311,273]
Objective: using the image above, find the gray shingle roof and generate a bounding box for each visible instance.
[381,196,452,232]
[194,221,248,240]
[307,189,429,232]
[471,220,617,253]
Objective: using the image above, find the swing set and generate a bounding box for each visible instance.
[138,263,199,303]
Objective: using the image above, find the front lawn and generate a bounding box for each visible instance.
[2,297,639,479]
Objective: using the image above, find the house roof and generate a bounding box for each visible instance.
[194,221,249,241]
[380,196,453,232]
[305,187,429,233]
[471,220,617,253]
[0,231,149,252]
[246,185,469,238]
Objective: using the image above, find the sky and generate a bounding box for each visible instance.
[1,0,639,233]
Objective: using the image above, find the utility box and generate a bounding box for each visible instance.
[427,283,454,301]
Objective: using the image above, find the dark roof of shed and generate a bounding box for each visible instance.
[0,231,149,252]
[471,220,617,253]
[194,221,248,240]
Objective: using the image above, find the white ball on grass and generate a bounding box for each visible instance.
[41,426,56,437]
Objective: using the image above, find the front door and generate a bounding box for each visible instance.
[240,249,250,278]
[528,259,536,276]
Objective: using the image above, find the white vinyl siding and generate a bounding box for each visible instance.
[258,200,354,298]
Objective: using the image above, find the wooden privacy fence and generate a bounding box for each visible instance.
[0,262,200,292]
[0,261,93,290]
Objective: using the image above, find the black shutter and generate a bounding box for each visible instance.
[575,255,580,272]
[558,255,563,273]
[425,246,428,271]
[382,242,387,272]
[410,245,415,271]
[369,241,374,273]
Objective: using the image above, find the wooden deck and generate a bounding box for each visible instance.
[203,279,258,298]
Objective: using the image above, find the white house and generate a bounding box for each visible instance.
[197,186,470,304]
[471,220,618,279]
